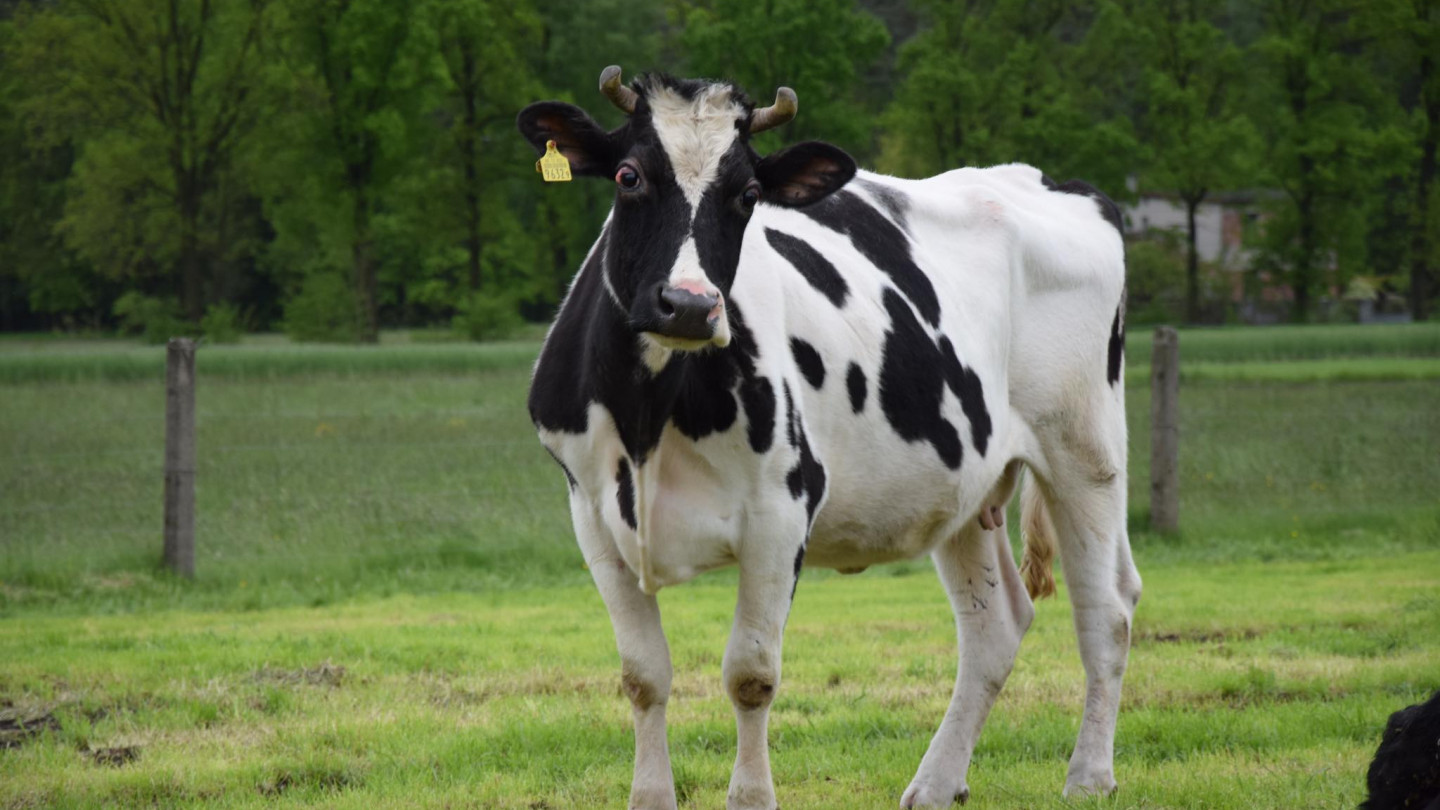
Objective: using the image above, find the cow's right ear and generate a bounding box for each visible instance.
[517,102,618,177]
[755,141,856,207]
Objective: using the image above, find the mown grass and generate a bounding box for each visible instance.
[2,323,1438,808]
[0,320,1436,383]
[3,343,1435,613]
[1,554,1436,809]
[1121,320,1440,365]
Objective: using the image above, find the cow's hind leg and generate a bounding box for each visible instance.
[1036,398,1142,796]
[575,507,677,810]
[902,467,1033,808]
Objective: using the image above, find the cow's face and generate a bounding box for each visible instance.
[518,71,855,355]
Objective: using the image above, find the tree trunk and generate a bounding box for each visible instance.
[352,184,378,343]
[179,210,204,323]
[1295,193,1315,322]
[1184,192,1204,324]
[460,42,482,293]
[1411,49,1437,321]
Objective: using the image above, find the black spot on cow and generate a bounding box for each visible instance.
[1041,174,1123,235]
[790,543,806,603]
[782,383,827,523]
[938,337,991,456]
[799,190,941,328]
[790,337,825,390]
[544,446,578,490]
[739,373,776,454]
[782,382,798,448]
[765,228,848,308]
[877,289,964,469]
[1107,293,1126,387]
[856,178,910,232]
[846,362,867,414]
[616,458,637,530]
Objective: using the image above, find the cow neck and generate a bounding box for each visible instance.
[582,289,691,468]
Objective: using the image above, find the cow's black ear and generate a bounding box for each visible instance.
[755,142,856,207]
[517,102,618,177]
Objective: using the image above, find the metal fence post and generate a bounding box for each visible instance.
[164,338,196,577]
[1149,326,1180,533]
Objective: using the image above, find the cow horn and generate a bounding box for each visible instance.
[599,65,638,115]
[750,87,797,134]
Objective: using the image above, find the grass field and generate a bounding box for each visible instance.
[2,322,1439,809]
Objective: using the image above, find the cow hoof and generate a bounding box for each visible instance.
[901,780,968,807]
[628,785,679,810]
[726,782,777,810]
[1061,770,1116,798]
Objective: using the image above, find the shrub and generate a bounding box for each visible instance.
[112,292,193,345]
[453,291,523,342]
[283,273,359,343]
[201,303,244,344]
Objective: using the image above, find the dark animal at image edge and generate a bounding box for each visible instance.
[1360,689,1440,810]
[518,65,1136,810]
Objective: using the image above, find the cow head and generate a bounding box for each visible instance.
[518,68,855,355]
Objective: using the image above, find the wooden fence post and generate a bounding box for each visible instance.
[1149,326,1180,533]
[164,338,196,577]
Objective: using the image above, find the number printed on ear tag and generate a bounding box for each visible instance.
[536,140,572,182]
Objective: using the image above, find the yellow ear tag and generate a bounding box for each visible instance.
[536,140,572,182]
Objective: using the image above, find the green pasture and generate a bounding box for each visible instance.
[2,322,1439,808]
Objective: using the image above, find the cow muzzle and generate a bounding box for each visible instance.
[634,281,730,349]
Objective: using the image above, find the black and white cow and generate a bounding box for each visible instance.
[518,67,1139,810]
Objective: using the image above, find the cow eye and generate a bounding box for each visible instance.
[616,165,642,191]
[740,183,761,208]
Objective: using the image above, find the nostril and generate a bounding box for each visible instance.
[656,285,675,318]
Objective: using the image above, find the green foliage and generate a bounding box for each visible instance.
[1245,0,1416,321]
[7,0,272,322]
[2,0,1438,330]
[674,0,890,157]
[452,291,523,342]
[1125,235,1187,325]
[201,303,244,344]
[282,273,359,343]
[877,0,1137,193]
[1115,0,1259,322]
[111,292,193,345]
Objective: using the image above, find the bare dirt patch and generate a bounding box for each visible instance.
[0,707,60,749]
[1137,627,1264,645]
[254,661,346,688]
[88,745,140,767]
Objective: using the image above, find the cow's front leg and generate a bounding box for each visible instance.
[724,526,806,810]
[575,506,677,810]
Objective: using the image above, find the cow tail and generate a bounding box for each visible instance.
[1019,470,1057,600]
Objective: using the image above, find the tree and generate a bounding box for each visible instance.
[0,10,98,330]
[1371,0,1440,320]
[9,0,271,323]
[877,0,1136,194]
[672,0,890,157]
[266,0,435,342]
[1127,0,1256,323]
[1247,0,1411,321]
[430,0,542,294]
